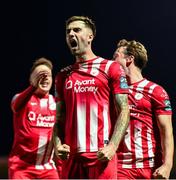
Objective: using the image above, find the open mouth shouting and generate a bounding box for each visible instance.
[70,39,77,47]
[69,39,78,52]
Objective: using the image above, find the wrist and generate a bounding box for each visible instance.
[108,142,117,152]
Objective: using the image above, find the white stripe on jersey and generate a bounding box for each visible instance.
[136,79,149,91]
[44,162,53,169]
[40,99,48,107]
[135,122,144,168]
[90,103,98,151]
[35,162,54,170]
[148,84,157,94]
[43,139,53,164]
[35,165,44,170]
[132,79,149,100]
[147,128,154,167]
[104,60,114,74]
[133,80,149,168]
[103,104,109,144]
[122,162,132,168]
[77,103,86,151]
[122,125,132,168]
[49,94,56,110]
[35,135,47,169]
[90,57,104,76]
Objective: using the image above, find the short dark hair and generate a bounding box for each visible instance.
[66,16,96,37]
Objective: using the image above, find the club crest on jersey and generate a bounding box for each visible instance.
[120,76,128,89]
[135,93,143,100]
[90,68,99,76]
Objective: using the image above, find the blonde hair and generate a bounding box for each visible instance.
[31,57,53,73]
[117,39,148,70]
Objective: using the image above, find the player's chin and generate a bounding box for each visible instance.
[39,87,50,94]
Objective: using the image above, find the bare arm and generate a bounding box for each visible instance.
[53,101,65,147]
[153,114,174,179]
[52,101,70,160]
[109,93,130,148]
[97,93,130,160]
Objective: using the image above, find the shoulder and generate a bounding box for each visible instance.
[55,65,72,79]
[148,80,172,111]
[99,57,124,72]
[11,93,19,103]
[107,60,126,77]
[60,65,72,73]
[147,80,170,99]
[148,80,166,92]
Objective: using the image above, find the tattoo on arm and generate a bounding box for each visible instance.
[109,94,130,149]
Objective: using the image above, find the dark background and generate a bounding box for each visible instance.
[1,0,176,178]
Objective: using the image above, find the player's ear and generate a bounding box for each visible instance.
[89,34,93,40]
[126,55,134,67]
[88,32,94,44]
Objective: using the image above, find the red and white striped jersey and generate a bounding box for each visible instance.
[9,93,56,170]
[117,78,172,168]
[55,57,129,153]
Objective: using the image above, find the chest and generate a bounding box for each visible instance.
[64,70,109,94]
[25,96,56,128]
[128,87,152,112]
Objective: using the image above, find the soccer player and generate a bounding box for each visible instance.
[8,58,60,179]
[52,16,130,179]
[113,39,174,179]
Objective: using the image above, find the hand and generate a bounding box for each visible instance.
[60,65,72,72]
[55,144,70,160]
[97,143,116,161]
[30,70,49,88]
[153,164,172,179]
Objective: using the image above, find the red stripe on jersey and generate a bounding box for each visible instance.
[86,99,91,152]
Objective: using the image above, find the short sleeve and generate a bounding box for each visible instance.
[152,85,172,115]
[108,61,129,94]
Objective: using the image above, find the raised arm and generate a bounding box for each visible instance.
[11,86,36,113]
[11,69,50,112]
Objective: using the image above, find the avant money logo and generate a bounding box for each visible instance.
[65,80,73,89]
[65,79,98,93]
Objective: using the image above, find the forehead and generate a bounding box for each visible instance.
[67,20,86,29]
[34,65,51,72]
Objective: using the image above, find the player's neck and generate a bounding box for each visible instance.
[34,89,49,98]
[75,50,96,62]
[127,67,143,84]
